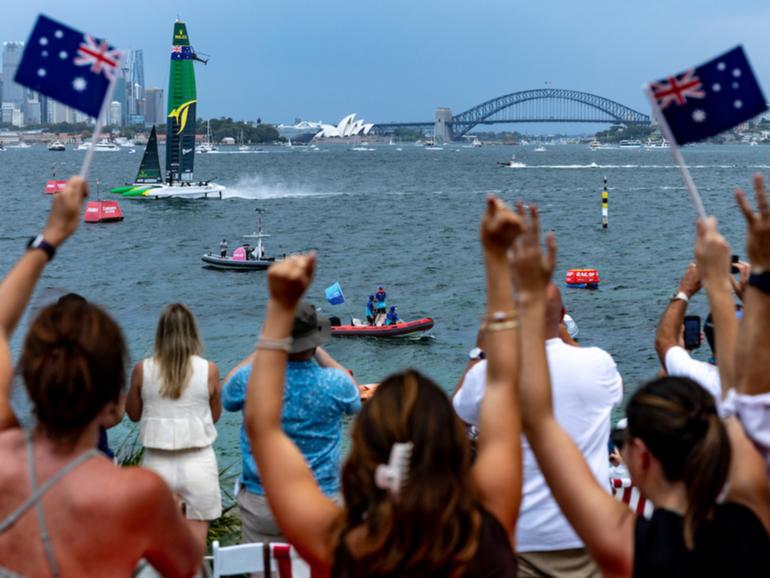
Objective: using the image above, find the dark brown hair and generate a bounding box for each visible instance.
[626,376,730,548]
[21,299,127,438]
[337,370,481,578]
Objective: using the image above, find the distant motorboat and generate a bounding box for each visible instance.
[7,141,32,149]
[47,140,66,151]
[619,140,642,149]
[644,139,670,149]
[497,155,526,169]
[77,140,120,152]
[750,140,759,147]
[534,145,547,152]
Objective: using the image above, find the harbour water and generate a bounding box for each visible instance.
[0,143,764,464]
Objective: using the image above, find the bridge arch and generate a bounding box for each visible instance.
[450,88,650,138]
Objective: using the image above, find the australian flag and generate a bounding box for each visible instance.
[648,46,767,145]
[14,15,123,119]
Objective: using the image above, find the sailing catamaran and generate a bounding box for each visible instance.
[111,20,225,199]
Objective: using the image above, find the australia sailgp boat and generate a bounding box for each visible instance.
[111,20,225,199]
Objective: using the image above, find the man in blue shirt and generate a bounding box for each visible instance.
[222,301,360,543]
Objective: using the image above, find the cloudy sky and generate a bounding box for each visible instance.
[4,1,770,128]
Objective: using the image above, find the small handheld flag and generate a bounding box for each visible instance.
[325,282,345,305]
[14,15,124,179]
[647,46,766,146]
[644,46,767,219]
[15,15,123,118]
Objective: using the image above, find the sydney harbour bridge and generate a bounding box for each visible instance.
[371,88,651,141]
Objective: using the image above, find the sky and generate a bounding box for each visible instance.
[4,1,770,130]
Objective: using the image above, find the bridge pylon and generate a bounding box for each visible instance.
[434,108,453,143]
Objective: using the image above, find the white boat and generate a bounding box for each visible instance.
[196,120,218,153]
[497,155,526,169]
[471,136,482,148]
[77,140,120,152]
[619,140,642,149]
[750,140,759,147]
[7,141,32,149]
[276,120,322,144]
[644,140,670,149]
[47,140,66,151]
[534,145,547,152]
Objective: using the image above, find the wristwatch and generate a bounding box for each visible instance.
[670,291,689,304]
[469,347,484,361]
[27,234,56,261]
[748,270,770,295]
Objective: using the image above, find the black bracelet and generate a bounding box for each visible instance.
[748,271,770,295]
[26,234,56,262]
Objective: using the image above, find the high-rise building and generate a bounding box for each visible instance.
[23,96,41,125]
[2,42,25,106]
[109,101,122,126]
[126,49,145,117]
[144,87,165,126]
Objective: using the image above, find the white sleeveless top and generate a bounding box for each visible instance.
[139,355,217,450]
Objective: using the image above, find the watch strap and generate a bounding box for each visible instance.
[748,271,770,295]
[670,291,689,304]
[27,234,56,261]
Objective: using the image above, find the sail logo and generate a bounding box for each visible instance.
[168,99,197,135]
[182,148,193,155]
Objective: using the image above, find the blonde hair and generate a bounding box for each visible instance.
[152,303,203,399]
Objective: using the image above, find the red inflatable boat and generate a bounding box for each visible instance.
[331,317,434,337]
[565,269,600,289]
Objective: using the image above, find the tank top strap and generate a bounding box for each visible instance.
[0,430,100,578]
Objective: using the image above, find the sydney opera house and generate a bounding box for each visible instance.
[277,113,374,143]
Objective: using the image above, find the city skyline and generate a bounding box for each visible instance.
[3,1,770,130]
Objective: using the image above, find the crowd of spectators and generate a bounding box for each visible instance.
[1,176,770,576]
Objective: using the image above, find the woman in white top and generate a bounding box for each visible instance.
[127,303,222,545]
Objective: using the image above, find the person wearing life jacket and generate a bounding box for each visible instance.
[375,287,387,312]
[386,305,399,325]
[366,295,376,325]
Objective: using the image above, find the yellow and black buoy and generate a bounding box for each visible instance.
[601,176,608,229]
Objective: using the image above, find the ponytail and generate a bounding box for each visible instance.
[681,410,730,548]
[626,377,730,549]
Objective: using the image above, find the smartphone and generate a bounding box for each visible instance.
[731,254,740,275]
[684,315,701,350]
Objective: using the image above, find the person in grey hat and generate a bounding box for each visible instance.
[221,300,360,544]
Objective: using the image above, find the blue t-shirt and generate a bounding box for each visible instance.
[222,359,360,496]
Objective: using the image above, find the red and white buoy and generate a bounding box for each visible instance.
[44,180,67,195]
[84,179,124,223]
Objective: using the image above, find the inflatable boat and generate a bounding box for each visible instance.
[565,269,600,289]
[330,317,434,337]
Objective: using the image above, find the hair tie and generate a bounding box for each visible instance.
[374,442,413,498]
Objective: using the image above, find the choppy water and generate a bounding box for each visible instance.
[0,142,763,464]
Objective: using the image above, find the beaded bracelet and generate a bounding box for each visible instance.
[256,336,293,352]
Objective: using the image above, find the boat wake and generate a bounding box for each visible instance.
[523,163,738,169]
[223,174,339,200]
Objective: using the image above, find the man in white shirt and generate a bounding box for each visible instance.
[655,262,723,403]
[453,284,623,578]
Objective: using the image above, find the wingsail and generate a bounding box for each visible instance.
[165,21,198,183]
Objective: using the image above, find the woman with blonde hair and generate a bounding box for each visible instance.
[245,196,524,577]
[127,302,222,545]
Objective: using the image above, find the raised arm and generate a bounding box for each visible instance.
[0,177,86,430]
[511,205,633,577]
[694,217,737,396]
[471,196,524,536]
[654,263,700,367]
[735,174,770,396]
[244,254,341,569]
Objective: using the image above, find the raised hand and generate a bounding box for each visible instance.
[481,195,524,257]
[694,217,731,286]
[678,262,702,298]
[509,203,557,296]
[736,174,770,270]
[267,253,316,310]
[43,176,88,247]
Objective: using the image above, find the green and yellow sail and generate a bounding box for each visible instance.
[166,20,198,183]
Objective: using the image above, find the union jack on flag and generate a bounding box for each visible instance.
[651,70,705,110]
[74,34,122,80]
[647,46,767,145]
[14,14,124,118]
